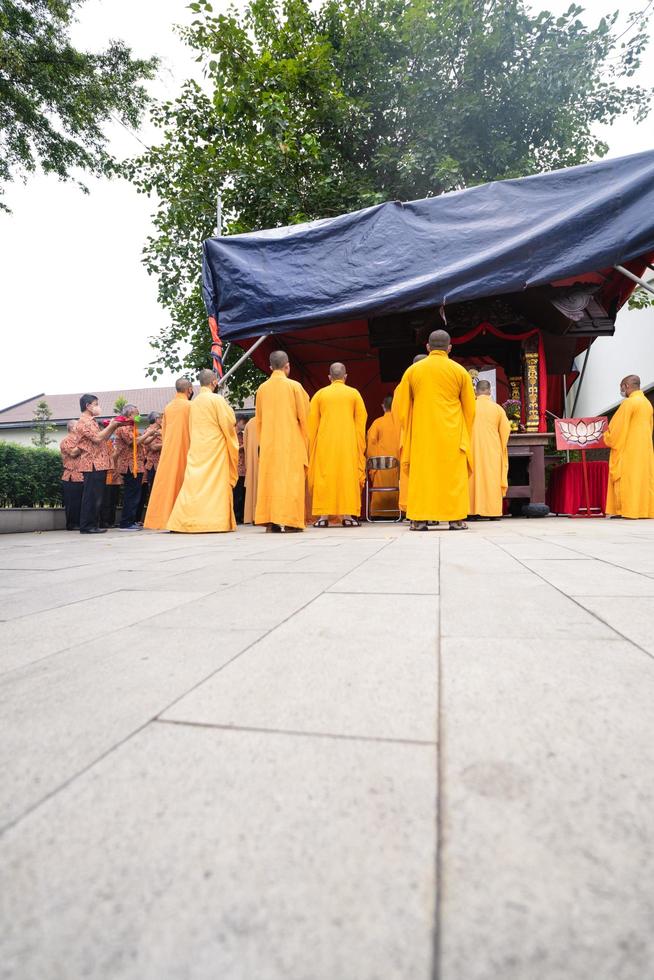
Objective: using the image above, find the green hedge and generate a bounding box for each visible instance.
[0,442,64,508]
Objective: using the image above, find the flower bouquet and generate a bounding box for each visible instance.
[502,398,522,431]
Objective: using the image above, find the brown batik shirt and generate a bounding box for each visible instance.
[60,433,84,483]
[114,423,145,475]
[76,414,113,472]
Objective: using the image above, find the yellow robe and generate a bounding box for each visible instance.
[393,350,476,521]
[604,389,654,518]
[144,392,191,530]
[255,370,310,528]
[468,394,511,517]
[243,417,259,525]
[167,387,239,533]
[308,379,367,516]
[366,411,401,516]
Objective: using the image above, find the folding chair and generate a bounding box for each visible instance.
[365,456,402,522]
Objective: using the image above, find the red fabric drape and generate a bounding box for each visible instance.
[451,321,547,431]
[546,461,609,515]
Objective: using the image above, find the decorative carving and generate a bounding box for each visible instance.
[524,352,540,431]
[508,376,521,401]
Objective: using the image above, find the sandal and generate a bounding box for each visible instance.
[410,520,429,531]
[313,518,329,528]
[341,517,360,527]
[449,520,469,531]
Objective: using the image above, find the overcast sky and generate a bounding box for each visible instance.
[1,0,653,411]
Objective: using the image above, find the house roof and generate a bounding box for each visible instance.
[0,387,255,426]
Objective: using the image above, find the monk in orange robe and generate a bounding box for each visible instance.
[604,374,654,518]
[309,362,367,527]
[366,395,401,517]
[255,350,310,532]
[393,354,426,514]
[242,416,259,524]
[468,380,510,518]
[144,378,192,530]
[167,369,239,533]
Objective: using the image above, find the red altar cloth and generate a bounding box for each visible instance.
[546,461,609,515]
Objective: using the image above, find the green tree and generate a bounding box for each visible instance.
[0,0,158,211]
[113,395,128,414]
[125,0,651,394]
[31,399,56,447]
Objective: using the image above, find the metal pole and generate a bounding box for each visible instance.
[562,373,569,462]
[217,334,267,388]
[614,264,654,297]
[571,345,592,418]
[215,191,222,237]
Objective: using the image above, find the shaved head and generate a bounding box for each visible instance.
[382,395,393,411]
[476,380,491,394]
[621,374,640,390]
[428,330,451,351]
[198,368,217,387]
[175,377,192,393]
[329,362,347,380]
[270,350,289,370]
[413,353,427,364]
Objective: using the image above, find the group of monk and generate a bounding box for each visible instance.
[63,330,654,535]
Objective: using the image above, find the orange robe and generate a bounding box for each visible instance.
[255,370,310,529]
[366,411,401,516]
[308,380,367,516]
[604,389,654,518]
[144,392,191,529]
[243,417,259,525]
[468,394,510,517]
[167,388,239,533]
[393,351,475,521]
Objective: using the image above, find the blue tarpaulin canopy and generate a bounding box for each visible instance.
[203,150,654,341]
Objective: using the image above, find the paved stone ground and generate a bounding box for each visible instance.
[1,517,654,980]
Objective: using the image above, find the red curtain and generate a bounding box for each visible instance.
[450,321,547,432]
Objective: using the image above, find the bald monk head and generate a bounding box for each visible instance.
[427,329,452,352]
[476,380,491,396]
[270,350,290,376]
[413,353,427,364]
[382,395,393,412]
[175,377,191,393]
[198,368,218,390]
[620,374,641,397]
[329,362,347,381]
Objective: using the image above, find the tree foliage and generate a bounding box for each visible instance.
[0,0,157,210]
[31,399,56,447]
[125,0,652,394]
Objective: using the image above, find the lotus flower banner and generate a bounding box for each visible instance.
[554,417,608,451]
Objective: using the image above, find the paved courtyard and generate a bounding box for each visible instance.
[1,517,654,979]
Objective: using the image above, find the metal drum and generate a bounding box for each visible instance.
[367,455,399,471]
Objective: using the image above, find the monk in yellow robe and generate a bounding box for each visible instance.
[367,394,401,517]
[144,378,192,530]
[242,416,259,524]
[167,369,239,533]
[604,374,654,519]
[394,354,427,514]
[255,350,310,532]
[468,380,511,519]
[308,362,367,526]
[393,330,475,530]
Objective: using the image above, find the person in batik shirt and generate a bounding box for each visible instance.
[60,420,83,530]
[76,394,130,534]
[113,404,151,530]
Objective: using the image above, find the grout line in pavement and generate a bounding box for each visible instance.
[515,530,654,582]
[0,537,397,837]
[432,536,443,980]
[154,717,437,747]
[491,538,654,666]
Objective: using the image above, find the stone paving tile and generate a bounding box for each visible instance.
[0,589,207,674]
[149,572,343,632]
[328,535,438,594]
[0,724,436,980]
[439,635,654,980]
[574,596,654,656]
[523,558,654,596]
[0,626,264,829]
[163,592,439,741]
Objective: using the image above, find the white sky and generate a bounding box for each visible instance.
[1,0,653,411]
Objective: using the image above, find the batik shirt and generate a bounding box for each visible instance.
[60,433,84,482]
[76,415,113,472]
